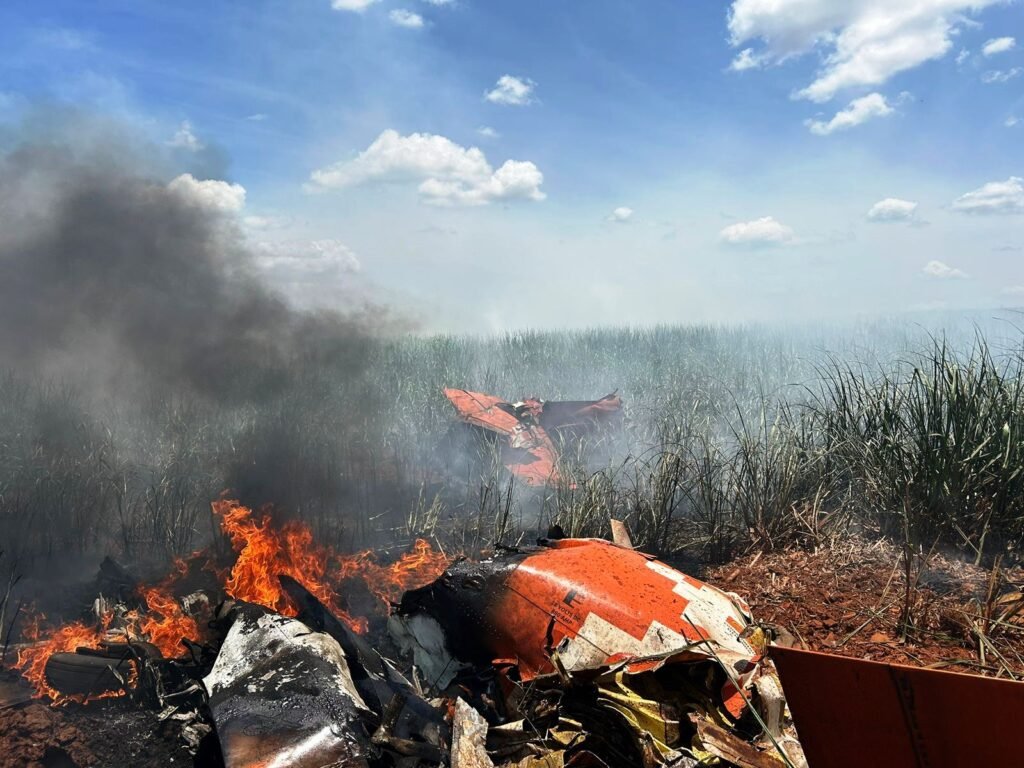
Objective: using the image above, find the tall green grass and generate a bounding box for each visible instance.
[3,315,1024,573]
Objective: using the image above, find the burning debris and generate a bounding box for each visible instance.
[443,389,622,486]
[3,504,808,768]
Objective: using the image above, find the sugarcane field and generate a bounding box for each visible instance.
[3,2,1024,767]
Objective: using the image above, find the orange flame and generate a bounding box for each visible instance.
[14,611,133,705]
[212,499,450,633]
[16,499,451,704]
[212,499,369,632]
[132,557,204,659]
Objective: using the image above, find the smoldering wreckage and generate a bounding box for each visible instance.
[5,392,1024,768]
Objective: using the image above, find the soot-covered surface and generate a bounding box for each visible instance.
[0,686,197,768]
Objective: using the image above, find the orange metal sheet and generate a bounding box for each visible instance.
[397,538,763,719]
[492,538,760,717]
[770,646,1024,768]
[443,388,523,435]
[443,388,560,486]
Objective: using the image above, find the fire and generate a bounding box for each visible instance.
[212,499,450,633]
[133,558,204,659]
[16,499,451,704]
[15,611,129,705]
[337,537,452,606]
[212,499,369,632]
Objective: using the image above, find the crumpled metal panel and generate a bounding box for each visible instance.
[203,609,372,768]
[443,388,560,486]
[396,538,761,717]
[771,646,1024,768]
[442,389,622,486]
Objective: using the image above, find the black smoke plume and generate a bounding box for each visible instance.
[0,140,391,402]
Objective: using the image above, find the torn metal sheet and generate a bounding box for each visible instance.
[443,389,621,486]
[771,645,1024,768]
[203,607,372,768]
[451,697,495,768]
[395,537,761,718]
[279,574,448,762]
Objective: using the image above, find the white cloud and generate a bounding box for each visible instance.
[956,48,970,66]
[245,113,269,122]
[1001,285,1024,296]
[485,75,536,106]
[806,92,893,135]
[952,177,1024,214]
[255,239,361,278]
[167,120,203,151]
[1006,116,1020,128]
[477,126,499,139]
[719,216,795,246]
[729,48,762,71]
[981,67,1023,83]
[167,174,246,213]
[255,239,362,309]
[728,0,1002,102]
[389,9,424,28]
[982,36,1016,56]
[307,129,545,206]
[607,206,634,223]
[867,197,918,222]
[331,0,380,11]
[923,260,967,279]
[421,0,454,4]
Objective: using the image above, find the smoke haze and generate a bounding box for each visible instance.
[0,130,397,403]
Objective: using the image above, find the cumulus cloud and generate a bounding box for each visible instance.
[923,260,967,279]
[485,75,536,106]
[245,113,269,122]
[307,129,544,206]
[1007,116,1020,128]
[167,173,246,213]
[867,197,918,222]
[167,120,203,151]
[982,37,1016,56]
[255,239,361,278]
[331,0,380,11]
[981,68,1023,83]
[719,216,795,246]
[729,48,762,71]
[956,48,971,66]
[806,93,894,135]
[728,0,1002,102]
[477,126,499,138]
[389,9,424,28]
[254,239,362,309]
[421,0,454,4]
[607,206,633,223]
[951,177,1024,214]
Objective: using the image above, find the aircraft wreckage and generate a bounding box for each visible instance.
[443,388,622,486]
[13,516,1024,767]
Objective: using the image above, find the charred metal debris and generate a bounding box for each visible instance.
[8,533,812,768]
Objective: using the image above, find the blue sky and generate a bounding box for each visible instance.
[1,0,1023,330]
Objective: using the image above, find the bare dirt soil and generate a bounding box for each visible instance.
[706,536,1024,674]
[0,672,198,768]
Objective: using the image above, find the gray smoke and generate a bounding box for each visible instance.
[0,137,395,402]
